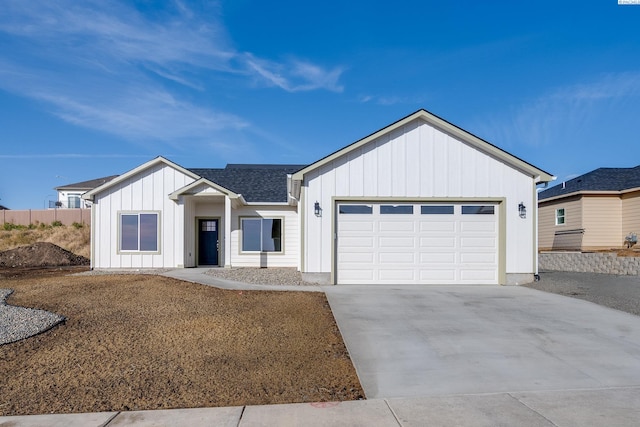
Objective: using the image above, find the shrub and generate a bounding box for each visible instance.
[51,220,63,227]
[72,222,84,229]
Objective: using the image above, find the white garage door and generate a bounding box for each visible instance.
[336,202,499,285]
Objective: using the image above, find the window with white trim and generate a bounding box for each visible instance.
[120,212,159,252]
[241,218,282,252]
[555,208,565,225]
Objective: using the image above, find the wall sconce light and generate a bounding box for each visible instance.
[314,201,321,217]
[518,202,526,219]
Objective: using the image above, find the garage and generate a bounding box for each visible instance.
[336,202,500,285]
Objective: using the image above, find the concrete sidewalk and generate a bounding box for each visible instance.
[2,387,640,426]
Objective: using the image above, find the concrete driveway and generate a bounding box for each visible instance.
[324,284,640,399]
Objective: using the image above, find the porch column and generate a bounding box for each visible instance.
[224,195,232,267]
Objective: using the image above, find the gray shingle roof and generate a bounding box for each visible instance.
[55,175,119,191]
[189,164,306,203]
[539,165,640,200]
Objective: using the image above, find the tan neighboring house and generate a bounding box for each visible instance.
[538,165,640,251]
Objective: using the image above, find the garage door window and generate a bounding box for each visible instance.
[462,205,495,215]
[421,205,454,215]
[339,205,373,214]
[380,205,413,214]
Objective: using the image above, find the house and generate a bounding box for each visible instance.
[538,165,640,251]
[83,109,553,285]
[0,204,8,210]
[54,175,119,209]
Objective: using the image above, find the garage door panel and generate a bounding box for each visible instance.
[340,221,375,232]
[340,236,375,248]
[340,269,375,282]
[340,252,376,263]
[379,221,415,232]
[379,269,415,281]
[460,237,496,248]
[419,221,456,232]
[460,221,496,232]
[379,252,416,263]
[419,252,456,263]
[379,237,415,248]
[337,202,499,285]
[419,237,456,248]
[419,269,456,281]
[460,252,497,263]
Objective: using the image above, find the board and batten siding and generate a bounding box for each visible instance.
[582,195,622,249]
[92,163,195,268]
[538,196,583,250]
[303,119,537,276]
[230,206,299,268]
[622,191,640,240]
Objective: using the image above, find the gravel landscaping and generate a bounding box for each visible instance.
[205,267,319,286]
[0,289,65,345]
[525,270,640,316]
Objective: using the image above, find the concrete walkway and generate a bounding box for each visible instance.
[2,388,640,426]
[4,271,640,425]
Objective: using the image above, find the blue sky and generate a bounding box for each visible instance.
[1,0,640,209]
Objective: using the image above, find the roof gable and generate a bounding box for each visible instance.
[82,157,200,201]
[292,109,554,183]
[539,165,640,200]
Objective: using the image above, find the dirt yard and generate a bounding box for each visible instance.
[0,269,363,416]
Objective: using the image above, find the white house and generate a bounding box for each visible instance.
[83,109,554,285]
[54,175,118,209]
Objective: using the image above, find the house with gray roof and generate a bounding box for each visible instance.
[538,165,640,251]
[82,109,553,285]
[54,175,119,209]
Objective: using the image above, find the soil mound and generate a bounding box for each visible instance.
[0,242,89,268]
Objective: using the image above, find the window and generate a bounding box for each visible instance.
[380,205,414,214]
[339,204,373,214]
[241,218,282,252]
[120,213,159,252]
[555,208,565,225]
[68,194,81,209]
[421,205,454,215]
[462,205,495,215]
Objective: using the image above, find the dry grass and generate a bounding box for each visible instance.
[0,272,363,416]
[0,225,90,258]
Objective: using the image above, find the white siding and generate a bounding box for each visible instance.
[230,206,299,267]
[303,118,537,279]
[92,163,195,268]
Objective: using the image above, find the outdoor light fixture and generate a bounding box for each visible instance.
[518,202,526,219]
[314,201,321,217]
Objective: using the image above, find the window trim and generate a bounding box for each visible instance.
[555,208,566,225]
[118,211,161,254]
[239,216,284,254]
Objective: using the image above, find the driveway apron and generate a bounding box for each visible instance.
[324,284,640,399]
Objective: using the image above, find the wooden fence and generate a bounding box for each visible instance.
[1,209,91,226]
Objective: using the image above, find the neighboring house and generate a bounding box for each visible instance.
[538,165,640,251]
[54,175,119,208]
[0,204,8,210]
[83,109,553,285]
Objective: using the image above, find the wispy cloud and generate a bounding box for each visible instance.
[0,0,345,145]
[244,54,344,92]
[474,72,640,149]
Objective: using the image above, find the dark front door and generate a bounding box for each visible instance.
[198,219,219,266]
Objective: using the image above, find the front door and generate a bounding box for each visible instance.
[198,219,219,266]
